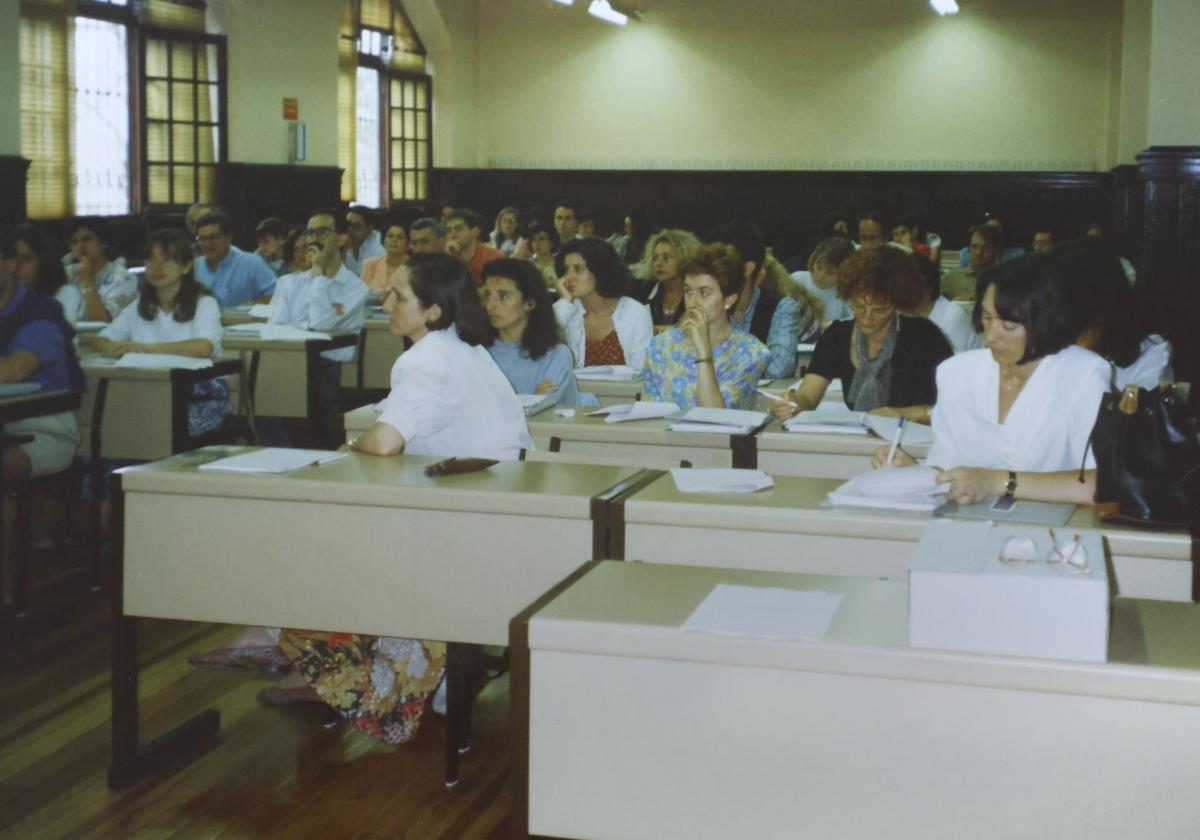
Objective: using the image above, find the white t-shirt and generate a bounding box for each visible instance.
[928,296,983,353]
[55,285,82,327]
[791,270,851,324]
[1114,335,1172,391]
[377,328,532,460]
[65,257,138,320]
[99,294,224,357]
[926,345,1109,473]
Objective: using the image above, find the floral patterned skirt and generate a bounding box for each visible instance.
[278,630,446,745]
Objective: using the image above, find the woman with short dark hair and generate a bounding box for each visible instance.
[770,246,953,422]
[552,237,652,369]
[642,243,769,409]
[878,255,1109,506]
[481,258,578,405]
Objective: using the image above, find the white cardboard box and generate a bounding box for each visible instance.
[909,520,1110,662]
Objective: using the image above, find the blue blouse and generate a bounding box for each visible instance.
[487,339,579,406]
[642,327,770,410]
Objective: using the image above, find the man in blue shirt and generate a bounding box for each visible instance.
[342,205,386,277]
[0,229,84,482]
[193,210,277,308]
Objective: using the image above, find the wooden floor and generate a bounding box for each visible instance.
[1,548,514,839]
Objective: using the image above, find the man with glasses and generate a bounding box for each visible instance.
[444,208,502,286]
[193,210,278,308]
[343,205,386,277]
[267,209,369,444]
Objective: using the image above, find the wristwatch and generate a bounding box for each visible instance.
[1004,471,1017,497]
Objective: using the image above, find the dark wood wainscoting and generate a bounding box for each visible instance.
[215,163,343,245]
[432,167,1118,260]
[0,156,31,234]
[1137,146,1200,381]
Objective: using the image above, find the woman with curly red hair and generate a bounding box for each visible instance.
[769,245,952,423]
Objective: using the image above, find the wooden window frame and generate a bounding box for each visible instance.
[384,70,431,207]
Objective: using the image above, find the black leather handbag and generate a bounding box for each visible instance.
[1086,380,1200,599]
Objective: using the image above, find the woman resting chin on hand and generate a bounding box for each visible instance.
[641,243,769,411]
[873,254,1108,508]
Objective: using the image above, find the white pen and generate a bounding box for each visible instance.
[885,417,906,465]
[755,387,797,407]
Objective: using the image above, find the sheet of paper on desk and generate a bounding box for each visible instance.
[682,584,843,641]
[518,393,556,417]
[116,353,213,370]
[587,401,679,423]
[224,323,264,335]
[827,465,946,513]
[0,382,42,397]
[198,448,348,474]
[671,467,774,493]
[260,325,332,341]
[573,365,642,381]
[247,303,272,318]
[670,406,768,434]
[784,409,870,435]
[861,415,935,445]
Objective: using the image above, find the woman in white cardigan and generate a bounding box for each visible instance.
[552,237,652,370]
[876,256,1108,506]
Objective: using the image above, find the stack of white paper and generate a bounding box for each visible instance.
[247,303,272,318]
[225,323,264,334]
[518,393,556,417]
[260,325,333,341]
[827,465,946,513]
[573,365,643,382]
[587,401,679,424]
[669,406,769,435]
[198,448,348,474]
[670,468,774,493]
[682,584,843,640]
[116,353,214,370]
[783,409,871,435]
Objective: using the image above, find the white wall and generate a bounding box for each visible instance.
[1146,0,1200,146]
[471,0,1123,171]
[207,0,342,166]
[0,0,21,156]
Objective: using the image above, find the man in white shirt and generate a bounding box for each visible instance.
[342,205,386,276]
[269,209,369,444]
[905,253,983,353]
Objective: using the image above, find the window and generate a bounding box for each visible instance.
[141,30,226,208]
[339,1,431,206]
[18,0,224,218]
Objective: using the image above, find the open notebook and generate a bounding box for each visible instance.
[827,465,947,513]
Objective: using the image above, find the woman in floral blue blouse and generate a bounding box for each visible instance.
[642,243,770,409]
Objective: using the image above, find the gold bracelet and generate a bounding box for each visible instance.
[695,357,713,364]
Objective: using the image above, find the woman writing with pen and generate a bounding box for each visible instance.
[768,247,952,423]
[873,255,1107,506]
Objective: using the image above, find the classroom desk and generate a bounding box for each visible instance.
[108,449,657,790]
[339,317,406,390]
[614,472,1194,602]
[78,356,243,461]
[224,332,357,421]
[512,561,1200,840]
[754,421,932,479]
[527,411,751,469]
[575,377,643,406]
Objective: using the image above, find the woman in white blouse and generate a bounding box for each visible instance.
[876,256,1108,505]
[93,228,229,436]
[64,220,138,323]
[552,237,652,370]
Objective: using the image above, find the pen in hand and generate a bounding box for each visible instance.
[755,387,797,408]
[885,417,906,465]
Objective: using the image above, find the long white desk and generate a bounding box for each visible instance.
[224,332,357,423]
[527,411,751,469]
[108,449,657,789]
[513,561,1200,840]
[616,472,1194,602]
[754,420,933,479]
[575,377,642,406]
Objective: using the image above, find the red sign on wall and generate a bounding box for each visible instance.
[283,98,299,121]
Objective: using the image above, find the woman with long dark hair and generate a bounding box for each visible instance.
[93,228,229,436]
[11,223,79,325]
[481,258,578,404]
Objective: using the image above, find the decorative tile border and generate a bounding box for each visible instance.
[484,157,1101,172]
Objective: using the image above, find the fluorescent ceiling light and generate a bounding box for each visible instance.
[588,0,628,25]
[929,0,959,14]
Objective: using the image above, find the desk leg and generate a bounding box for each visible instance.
[107,478,220,790]
[443,641,471,788]
[87,379,108,591]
